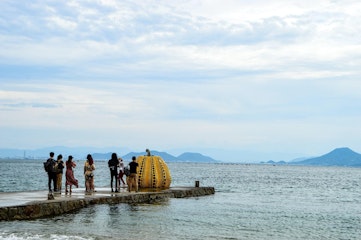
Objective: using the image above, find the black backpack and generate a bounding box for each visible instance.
[43,159,54,172]
[108,158,118,171]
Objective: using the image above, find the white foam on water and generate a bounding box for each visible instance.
[0,232,93,240]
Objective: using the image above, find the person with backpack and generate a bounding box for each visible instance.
[45,152,57,193]
[108,153,119,192]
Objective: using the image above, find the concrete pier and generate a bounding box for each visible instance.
[0,186,215,221]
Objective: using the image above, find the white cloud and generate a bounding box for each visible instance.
[1,0,361,160]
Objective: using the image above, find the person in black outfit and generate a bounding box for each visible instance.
[127,156,139,192]
[46,152,57,192]
[108,153,119,192]
[56,154,64,192]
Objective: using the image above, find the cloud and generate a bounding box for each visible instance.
[2,0,360,77]
[1,0,361,160]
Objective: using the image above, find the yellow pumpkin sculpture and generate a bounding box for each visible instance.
[136,153,172,189]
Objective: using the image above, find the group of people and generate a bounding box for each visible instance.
[45,152,138,194]
[108,153,139,193]
[45,152,79,193]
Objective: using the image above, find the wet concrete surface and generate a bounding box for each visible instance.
[0,186,131,207]
[0,186,209,208]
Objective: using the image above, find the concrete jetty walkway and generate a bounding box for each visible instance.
[0,186,215,221]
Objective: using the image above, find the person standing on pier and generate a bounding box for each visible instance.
[45,152,57,193]
[84,154,95,193]
[65,155,78,193]
[55,154,64,192]
[108,153,119,192]
[118,157,126,189]
[127,156,138,192]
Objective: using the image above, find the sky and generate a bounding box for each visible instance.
[1,0,361,162]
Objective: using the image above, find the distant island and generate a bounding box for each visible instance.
[94,150,220,163]
[264,147,361,167]
[2,146,361,166]
[0,147,220,163]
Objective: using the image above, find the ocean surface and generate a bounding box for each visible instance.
[1,159,361,240]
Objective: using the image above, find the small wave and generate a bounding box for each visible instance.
[0,232,93,240]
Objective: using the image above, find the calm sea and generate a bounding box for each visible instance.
[1,159,361,240]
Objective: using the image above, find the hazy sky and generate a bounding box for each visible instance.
[1,0,361,162]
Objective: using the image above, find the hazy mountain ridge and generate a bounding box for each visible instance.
[292,147,361,166]
[122,151,179,162]
[2,146,360,165]
[177,152,219,162]
[0,147,219,163]
[82,151,219,163]
[265,147,361,166]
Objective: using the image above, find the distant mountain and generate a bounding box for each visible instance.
[293,147,361,166]
[0,147,218,163]
[262,160,287,165]
[122,151,217,163]
[122,151,179,162]
[177,152,219,163]
[0,146,131,160]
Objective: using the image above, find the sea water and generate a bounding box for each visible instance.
[1,159,361,239]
